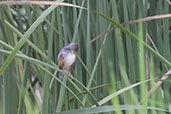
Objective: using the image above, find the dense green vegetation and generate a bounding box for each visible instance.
[0,0,171,114]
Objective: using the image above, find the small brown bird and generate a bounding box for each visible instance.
[57,42,79,80]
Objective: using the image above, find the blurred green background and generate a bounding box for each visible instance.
[0,0,171,114]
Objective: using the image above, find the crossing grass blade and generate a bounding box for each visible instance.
[0,1,171,114]
[0,4,58,75]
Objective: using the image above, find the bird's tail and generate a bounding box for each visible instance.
[58,71,63,80]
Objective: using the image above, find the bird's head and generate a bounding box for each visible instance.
[68,42,79,52]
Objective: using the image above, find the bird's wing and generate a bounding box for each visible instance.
[71,60,76,69]
[58,54,64,69]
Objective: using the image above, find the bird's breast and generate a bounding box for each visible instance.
[63,53,76,68]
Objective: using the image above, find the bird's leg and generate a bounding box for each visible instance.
[63,69,73,78]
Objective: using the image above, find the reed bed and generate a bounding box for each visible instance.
[0,0,170,114]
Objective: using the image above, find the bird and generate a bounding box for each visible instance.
[57,42,79,80]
